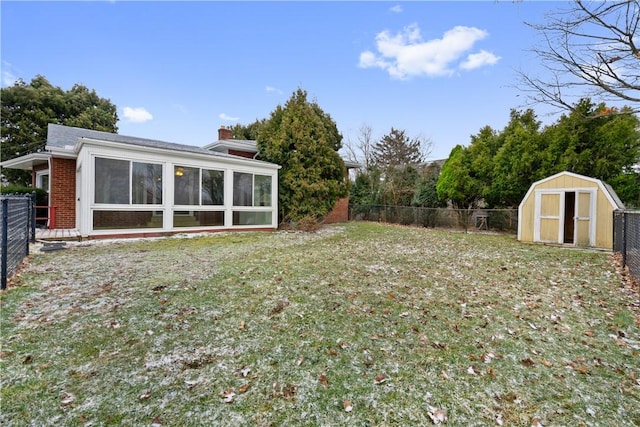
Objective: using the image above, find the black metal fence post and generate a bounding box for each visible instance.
[30,192,37,243]
[621,212,627,268]
[1,198,8,290]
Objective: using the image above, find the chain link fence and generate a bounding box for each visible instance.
[613,210,640,283]
[349,204,518,234]
[1,194,36,290]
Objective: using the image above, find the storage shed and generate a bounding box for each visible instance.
[518,171,624,249]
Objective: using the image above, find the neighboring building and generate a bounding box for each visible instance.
[518,171,624,249]
[1,124,281,239]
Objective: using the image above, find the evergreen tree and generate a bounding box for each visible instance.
[371,128,425,170]
[257,88,348,222]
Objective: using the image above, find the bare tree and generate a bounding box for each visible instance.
[340,123,375,168]
[357,123,375,169]
[518,0,640,115]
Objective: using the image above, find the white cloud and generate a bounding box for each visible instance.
[219,113,239,122]
[359,24,500,79]
[2,70,17,87]
[265,85,283,94]
[2,61,18,87]
[460,50,501,70]
[122,107,153,123]
[390,5,403,13]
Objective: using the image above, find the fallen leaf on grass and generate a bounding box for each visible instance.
[541,359,553,367]
[60,391,75,406]
[139,390,152,400]
[374,373,387,384]
[271,382,298,400]
[427,406,447,424]
[481,351,496,363]
[220,387,235,403]
[531,417,543,427]
[344,399,353,412]
[521,358,535,367]
[319,374,329,389]
[238,383,250,394]
[467,365,477,375]
[282,383,297,400]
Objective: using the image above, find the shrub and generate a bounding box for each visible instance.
[1,185,47,206]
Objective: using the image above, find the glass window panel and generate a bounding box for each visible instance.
[132,162,163,205]
[202,169,224,206]
[233,172,253,206]
[254,175,272,207]
[93,210,162,229]
[36,172,50,191]
[174,166,200,205]
[173,211,224,227]
[95,158,129,204]
[232,211,272,226]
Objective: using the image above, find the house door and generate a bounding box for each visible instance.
[574,191,592,246]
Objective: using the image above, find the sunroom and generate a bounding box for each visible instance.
[1,124,280,239]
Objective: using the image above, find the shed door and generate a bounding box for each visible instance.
[534,191,563,244]
[574,190,593,246]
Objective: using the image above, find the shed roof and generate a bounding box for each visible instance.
[519,171,625,210]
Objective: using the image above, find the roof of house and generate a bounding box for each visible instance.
[203,139,258,152]
[47,124,271,163]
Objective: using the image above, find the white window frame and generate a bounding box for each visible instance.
[36,170,50,192]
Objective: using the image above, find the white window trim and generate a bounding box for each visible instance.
[35,169,50,192]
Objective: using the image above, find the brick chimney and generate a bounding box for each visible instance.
[218,125,233,140]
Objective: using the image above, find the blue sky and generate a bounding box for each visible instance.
[2,1,563,161]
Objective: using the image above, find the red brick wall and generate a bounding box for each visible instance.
[49,158,76,228]
[218,127,233,140]
[228,149,255,159]
[323,197,349,224]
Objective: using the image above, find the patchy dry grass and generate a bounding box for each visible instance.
[1,222,639,426]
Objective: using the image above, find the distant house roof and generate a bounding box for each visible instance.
[204,135,362,169]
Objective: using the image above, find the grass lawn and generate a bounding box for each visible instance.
[1,222,639,426]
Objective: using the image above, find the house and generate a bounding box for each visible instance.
[205,126,360,224]
[1,124,281,239]
[518,171,624,249]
